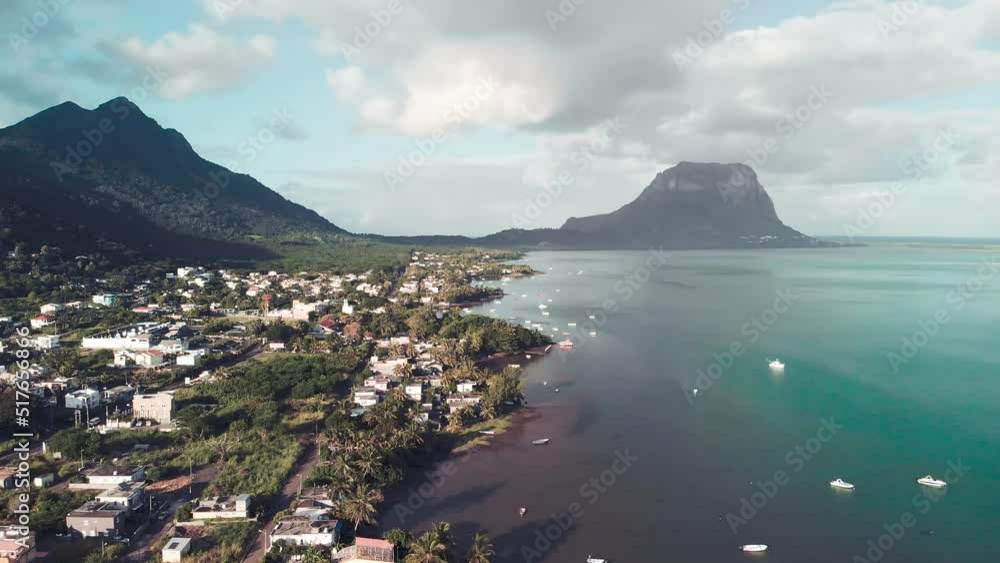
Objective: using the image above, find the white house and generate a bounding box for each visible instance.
[134,350,165,368]
[269,516,340,548]
[33,335,60,350]
[65,389,101,410]
[162,537,192,563]
[84,466,145,487]
[353,387,380,408]
[40,303,64,315]
[405,383,424,402]
[176,349,206,366]
[30,315,54,329]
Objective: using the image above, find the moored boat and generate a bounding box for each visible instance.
[532,438,550,445]
[830,478,855,491]
[917,475,948,488]
[739,544,768,553]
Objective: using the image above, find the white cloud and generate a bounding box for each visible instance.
[211,0,1000,236]
[111,24,278,99]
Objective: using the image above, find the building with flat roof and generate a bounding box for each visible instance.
[191,495,252,520]
[65,389,101,411]
[95,482,146,512]
[84,465,145,487]
[133,393,175,424]
[162,537,192,562]
[66,502,126,538]
[269,516,341,548]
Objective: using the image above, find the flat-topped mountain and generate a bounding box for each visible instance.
[378,162,822,249]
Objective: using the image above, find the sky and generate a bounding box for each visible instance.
[3,0,999,238]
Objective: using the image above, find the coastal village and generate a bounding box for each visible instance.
[0,248,547,562]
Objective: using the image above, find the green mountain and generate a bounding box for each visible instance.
[0,97,343,262]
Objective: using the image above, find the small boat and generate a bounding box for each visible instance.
[589,331,597,337]
[532,438,550,445]
[526,354,532,359]
[586,557,606,563]
[542,311,550,316]
[917,475,948,488]
[521,294,527,298]
[489,309,496,313]
[692,388,699,396]
[588,314,596,320]
[577,270,584,275]
[830,478,855,491]
[768,359,785,370]
[538,304,548,310]
[494,300,502,304]
[519,507,527,517]
[543,381,548,386]
[739,544,768,553]
[479,430,496,435]
[547,298,553,303]
[568,322,577,327]
[558,339,574,349]
[554,388,560,393]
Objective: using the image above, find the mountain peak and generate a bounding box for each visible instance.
[556,161,814,248]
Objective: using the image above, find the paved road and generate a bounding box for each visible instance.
[242,442,319,563]
[123,464,218,562]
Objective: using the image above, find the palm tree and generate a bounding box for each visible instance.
[342,483,383,532]
[404,532,448,563]
[429,521,454,550]
[466,532,494,563]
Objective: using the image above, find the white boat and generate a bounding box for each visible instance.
[917,475,948,488]
[830,478,855,491]
[542,311,550,316]
[577,270,584,275]
[588,314,596,320]
[586,557,606,563]
[538,304,548,310]
[521,294,527,298]
[568,322,577,327]
[547,298,553,302]
[692,388,699,396]
[489,309,496,313]
[558,339,574,348]
[543,381,548,386]
[768,359,785,370]
[479,430,496,435]
[532,438,550,445]
[494,300,502,304]
[739,544,768,553]
[554,388,560,393]
[589,331,597,337]
[519,507,527,517]
[526,354,532,359]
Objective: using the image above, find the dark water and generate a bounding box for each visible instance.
[381,246,1000,563]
